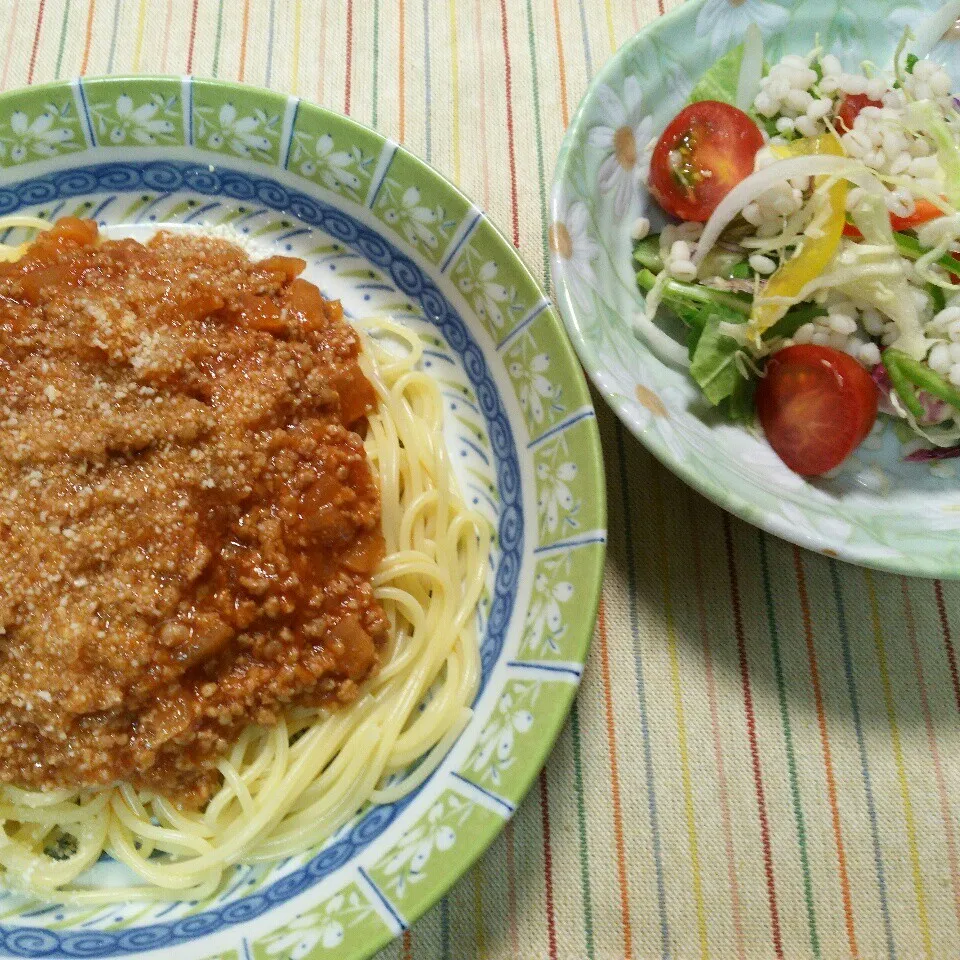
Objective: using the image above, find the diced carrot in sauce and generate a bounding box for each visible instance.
[18,263,84,305]
[24,217,98,262]
[288,277,327,329]
[243,295,287,333]
[217,292,287,333]
[335,363,378,425]
[303,472,346,509]
[343,532,386,574]
[178,291,225,324]
[258,255,306,281]
[46,216,98,248]
[299,474,356,539]
[327,616,377,679]
[174,613,234,668]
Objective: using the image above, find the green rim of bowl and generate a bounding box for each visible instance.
[0,74,606,959]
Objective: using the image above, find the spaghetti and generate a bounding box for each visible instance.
[0,219,489,901]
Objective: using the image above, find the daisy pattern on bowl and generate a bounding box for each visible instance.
[626,36,694,108]
[549,187,600,309]
[452,243,526,335]
[586,75,653,219]
[695,0,790,57]
[535,435,580,538]
[632,382,691,465]
[378,795,474,897]
[91,94,178,145]
[195,103,278,160]
[506,332,563,428]
[260,892,373,957]
[466,682,540,786]
[522,559,574,657]
[0,108,75,162]
[378,182,450,252]
[777,501,853,550]
[888,0,958,50]
[594,326,693,466]
[458,256,511,330]
[289,132,370,199]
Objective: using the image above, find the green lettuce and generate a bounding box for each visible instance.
[687,43,745,107]
[689,309,749,406]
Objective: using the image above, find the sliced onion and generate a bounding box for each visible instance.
[633,312,691,368]
[912,0,960,61]
[736,25,764,113]
[693,156,883,268]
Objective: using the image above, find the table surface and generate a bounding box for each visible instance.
[10,0,960,957]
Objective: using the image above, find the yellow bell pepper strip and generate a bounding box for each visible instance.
[748,135,847,338]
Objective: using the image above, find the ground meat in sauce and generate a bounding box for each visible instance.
[0,218,388,804]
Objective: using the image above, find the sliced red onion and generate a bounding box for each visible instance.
[870,362,898,417]
[871,362,950,424]
[905,445,960,462]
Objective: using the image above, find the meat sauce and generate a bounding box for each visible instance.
[0,218,388,802]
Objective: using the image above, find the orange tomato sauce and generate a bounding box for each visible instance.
[0,219,387,802]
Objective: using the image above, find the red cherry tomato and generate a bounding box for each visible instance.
[648,101,764,222]
[834,93,883,133]
[756,345,879,476]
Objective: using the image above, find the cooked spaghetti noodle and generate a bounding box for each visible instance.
[0,218,489,901]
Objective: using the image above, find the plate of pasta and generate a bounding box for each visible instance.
[0,76,604,960]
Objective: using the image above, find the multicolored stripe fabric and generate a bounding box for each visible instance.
[8,1,960,956]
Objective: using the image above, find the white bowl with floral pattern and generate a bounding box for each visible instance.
[0,75,605,960]
[551,0,960,578]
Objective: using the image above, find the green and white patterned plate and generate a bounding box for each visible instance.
[0,77,604,960]
[552,0,960,578]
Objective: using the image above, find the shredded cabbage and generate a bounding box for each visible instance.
[848,191,929,359]
[693,156,886,269]
[906,100,960,207]
[758,262,902,307]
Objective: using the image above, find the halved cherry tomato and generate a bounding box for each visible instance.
[648,101,764,222]
[756,345,879,476]
[834,93,883,133]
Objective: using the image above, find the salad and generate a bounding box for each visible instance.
[633,5,960,476]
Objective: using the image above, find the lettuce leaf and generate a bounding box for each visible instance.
[689,308,749,406]
[688,43,745,107]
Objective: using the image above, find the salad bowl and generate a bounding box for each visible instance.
[552,0,960,578]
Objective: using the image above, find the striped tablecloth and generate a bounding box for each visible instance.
[11,1,960,957]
